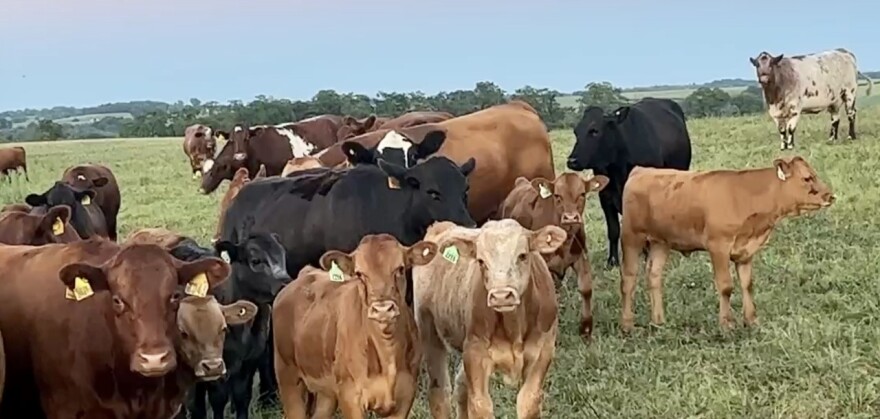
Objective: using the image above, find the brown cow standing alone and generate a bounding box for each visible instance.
[273,234,437,419]
[183,124,218,177]
[0,146,28,182]
[619,156,835,331]
[499,173,609,337]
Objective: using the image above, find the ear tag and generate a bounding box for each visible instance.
[220,251,231,263]
[442,245,459,264]
[387,177,401,190]
[65,277,94,301]
[538,184,552,199]
[328,261,345,282]
[238,307,247,316]
[777,167,787,181]
[52,218,65,236]
[185,272,210,297]
[422,247,431,257]
[81,195,91,206]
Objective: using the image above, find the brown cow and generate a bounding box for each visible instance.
[619,156,835,332]
[176,295,258,381]
[125,227,187,249]
[281,156,325,176]
[0,240,230,418]
[320,101,555,224]
[273,234,437,418]
[1,203,33,213]
[336,114,389,140]
[214,165,266,241]
[0,146,28,182]
[0,205,81,245]
[498,173,609,337]
[183,124,218,177]
[62,163,121,241]
[381,110,454,131]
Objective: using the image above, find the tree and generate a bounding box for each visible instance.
[577,82,629,112]
[0,118,11,130]
[683,87,733,118]
[473,81,506,110]
[512,86,567,129]
[36,119,64,140]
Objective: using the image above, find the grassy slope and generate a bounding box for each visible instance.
[2,107,880,418]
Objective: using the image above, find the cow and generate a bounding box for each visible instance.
[1,203,32,213]
[749,48,874,150]
[0,205,81,245]
[215,165,267,242]
[184,124,218,177]
[0,328,4,406]
[61,163,122,241]
[336,114,389,140]
[566,97,693,268]
[273,234,437,418]
[0,240,231,418]
[413,219,564,418]
[498,173,609,337]
[126,227,188,249]
[619,156,835,332]
[323,101,555,224]
[26,181,109,239]
[0,146,28,182]
[281,156,325,176]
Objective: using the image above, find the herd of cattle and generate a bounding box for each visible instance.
[0,47,861,418]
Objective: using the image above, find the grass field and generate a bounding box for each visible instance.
[2,107,880,418]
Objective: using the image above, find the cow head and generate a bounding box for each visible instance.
[320,234,436,335]
[342,129,446,169]
[337,115,381,141]
[750,51,785,85]
[212,232,290,303]
[176,296,258,381]
[773,156,835,214]
[26,181,99,239]
[64,171,109,193]
[201,141,246,194]
[378,156,477,229]
[567,106,628,171]
[443,220,566,312]
[529,173,609,227]
[0,205,81,245]
[58,244,230,377]
[227,124,251,161]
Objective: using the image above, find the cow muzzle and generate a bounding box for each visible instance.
[195,358,226,381]
[758,75,770,84]
[132,350,176,377]
[566,157,584,171]
[368,300,399,323]
[822,194,836,207]
[233,153,246,161]
[487,287,521,312]
[560,212,582,225]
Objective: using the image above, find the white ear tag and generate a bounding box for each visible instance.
[777,167,787,181]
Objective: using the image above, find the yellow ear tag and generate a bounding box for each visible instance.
[387,177,401,190]
[52,218,65,236]
[65,277,94,301]
[538,184,552,199]
[442,245,459,264]
[328,261,345,282]
[81,195,91,206]
[185,272,209,297]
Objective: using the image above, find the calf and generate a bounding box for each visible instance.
[750,48,874,150]
[62,163,121,241]
[566,98,692,267]
[184,124,218,177]
[620,156,835,332]
[0,146,28,182]
[215,165,267,242]
[274,234,437,418]
[26,181,109,239]
[414,219,564,418]
[499,173,609,337]
[0,205,81,245]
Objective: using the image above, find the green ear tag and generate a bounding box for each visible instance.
[329,261,345,282]
[538,184,551,199]
[442,245,459,264]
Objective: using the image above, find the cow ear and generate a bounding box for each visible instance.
[613,106,630,123]
[214,240,240,262]
[255,164,267,179]
[585,175,610,193]
[91,177,109,188]
[175,257,230,290]
[342,116,357,126]
[407,241,439,267]
[771,54,784,65]
[216,131,229,141]
[25,194,47,207]
[59,262,110,296]
[773,158,792,181]
[319,250,354,275]
[529,177,553,194]
[221,300,259,325]
[41,205,72,235]
[363,115,378,130]
[749,56,758,67]
[377,159,407,181]
[414,130,446,159]
[530,225,567,255]
[459,158,476,177]
[341,141,375,165]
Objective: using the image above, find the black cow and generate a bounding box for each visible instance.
[169,232,289,419]
[25,181,109,239]
[566,98,692,267]
[340,129,447,169]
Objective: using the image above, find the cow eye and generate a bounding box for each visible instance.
[170,291,183,304]
[179,330,189,340]
[804,176,814,182]
[250,258,262,266]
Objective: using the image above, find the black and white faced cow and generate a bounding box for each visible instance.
[340,129,447,169]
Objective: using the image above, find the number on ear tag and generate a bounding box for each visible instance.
[185,273,210,297]
[328,261,345,282]
[538,184,551,199]
[442,245,459,264]
[65,277,94,301]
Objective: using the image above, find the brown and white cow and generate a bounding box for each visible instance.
[273,234,437,419]
[414,219,564,418]
[62,163,122,241]
[0,146,28,182]
[214,165,266,241]
[498,173,609,337]
[620,156,835,332]
[0,205,81,245]
[750,48,874,150]
[183,124,218,177]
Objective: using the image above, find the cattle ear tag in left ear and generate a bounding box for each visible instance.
[65,277,94,301]
[220,251,231,263]
[777,167,787,181]
[538,184,551,199]
[442,245,459,264]
[328,261,345,282]
[52,218,64,236]
[185,273,209,297]
[81,195,91,206]
[387,177,401,190]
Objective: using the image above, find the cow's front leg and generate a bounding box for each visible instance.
[516,336,556,419]
[463,341,494,418]
[785,112,801,150]
[599,191,620,268]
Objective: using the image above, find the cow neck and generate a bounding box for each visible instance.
[360,293,406,384]
[738,168,790,226]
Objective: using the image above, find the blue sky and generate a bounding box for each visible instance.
[1,0,877,111]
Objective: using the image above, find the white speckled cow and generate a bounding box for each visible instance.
[750,48,874,150]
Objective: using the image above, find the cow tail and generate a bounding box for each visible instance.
[859,72,874,96]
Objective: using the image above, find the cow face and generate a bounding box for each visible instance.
[567,106,621,171]
[228,124,251,161]
[531,173,609,227]
[342,129,446,169]
[337,115,380,141]
[192,129,218,173]
[176,296,258,381]
[0,205,81,245]
[201,141,246,194]
[378,156,477,229]
[64,173,109,193]
[774,156,835,213]
[750,51,784,85]
[26,181,99,238]
[214,232,290,303]
[320,234,436,334]
[447,220,566,312]
[58,245,230,378]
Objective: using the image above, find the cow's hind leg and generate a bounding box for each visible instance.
[736,259,759,327]
[311,394,337,419]
[572,232,595,338]
[619,231,646,333]
[599,191,621,268]
[646,243,670,327]
[708,244,736,331]
[843,88,858,140]
[828,106,841,142]
[276,350,308,419]
[784,112,800,150]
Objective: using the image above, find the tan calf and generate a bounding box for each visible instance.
[499,173,608,337]
[214,165,266,241]
[273,234,438,419]
[620,156,835,331]
[414,219,564,419]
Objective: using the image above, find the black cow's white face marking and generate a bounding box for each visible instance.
[377,131,414,168]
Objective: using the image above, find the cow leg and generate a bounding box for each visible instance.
[735,259,758,327]
[387,371,418,419]
[207,382,230,419]
[257,343,279,407]
[844,89,858,140]
[599,193,620,268]
[572,247,594,338]
[421,312,452,419]
[785,112,800,150]
[338,385,366,419]
[828,107,841,142]
[619,231,646,333]
[186,385,208,419]
[275,349,308,419]
[463,343,494,418]
[775,118,788,151]
[646,243,670,327]
[708,246,735,331]
[516,338,555,419]
[453,365,470,419]
[312,394,337,419]
[231,368,257,419]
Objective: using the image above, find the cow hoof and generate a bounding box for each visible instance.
[606,258,619,268]
[579,318,593,339]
